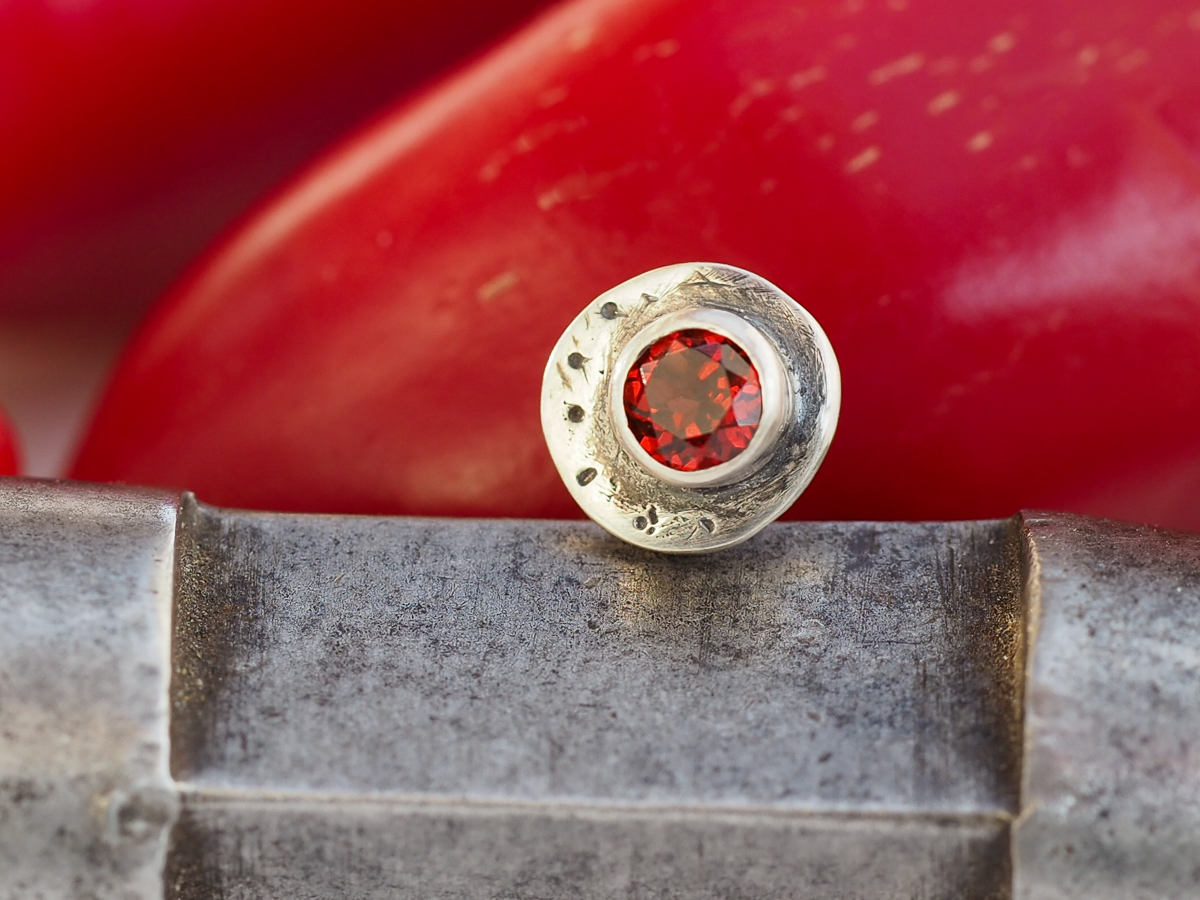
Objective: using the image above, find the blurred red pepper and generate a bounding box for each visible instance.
[0,0,550,318]
[74,0,1200,530]
[0,414,16,476]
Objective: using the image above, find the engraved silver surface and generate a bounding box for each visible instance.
[541,263,841,553]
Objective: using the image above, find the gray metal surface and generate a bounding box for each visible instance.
[1015,514,1200,900]
[171,500,1023,809]
[168,498,1021,898]
[0,479,179,900]
[167,801,1007,900]
[2,477,1199,898]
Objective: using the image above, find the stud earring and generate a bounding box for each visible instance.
[541,262,840,553]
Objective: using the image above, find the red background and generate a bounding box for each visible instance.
[6,0,1200,530]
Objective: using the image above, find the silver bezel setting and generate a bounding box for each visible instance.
[608,308,790,489]
[541,263,840,553]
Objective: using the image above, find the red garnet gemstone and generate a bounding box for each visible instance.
[623,328,763,471]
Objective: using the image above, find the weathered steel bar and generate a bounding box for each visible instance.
[1015,514,1200,900]
[0,479,178,900]
[167,495,1023,900]
[1,477,1198,898]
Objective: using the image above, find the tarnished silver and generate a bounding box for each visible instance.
[541,263,840,553]
[3,476,1200,898]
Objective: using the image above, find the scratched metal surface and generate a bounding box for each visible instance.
[168,495,1023,898]
[1015,514,1200,900]
[0,479,179,900]
[6,479,1200,898]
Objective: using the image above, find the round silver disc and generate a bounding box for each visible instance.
[541,262,840,553]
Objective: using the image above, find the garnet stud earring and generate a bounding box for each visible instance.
[542,263,840,553]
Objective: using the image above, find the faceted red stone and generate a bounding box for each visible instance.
[622,328,762,471]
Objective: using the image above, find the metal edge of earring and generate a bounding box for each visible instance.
[540,262,840,554]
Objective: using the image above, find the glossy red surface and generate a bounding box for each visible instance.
[0,0,550,315]
[0,412,18,476]
[75,0,1200,529]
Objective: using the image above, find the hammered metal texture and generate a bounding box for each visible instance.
[541,263,839,552]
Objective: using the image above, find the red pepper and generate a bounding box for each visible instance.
[73,0,1200,530]
[0,0,551,316]
[0,412,17,476]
